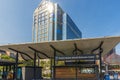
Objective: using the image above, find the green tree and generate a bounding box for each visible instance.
[1,54,15,61]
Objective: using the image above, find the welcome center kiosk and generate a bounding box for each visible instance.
[0,36,120,80]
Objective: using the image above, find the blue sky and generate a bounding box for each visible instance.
[0,0,120,53]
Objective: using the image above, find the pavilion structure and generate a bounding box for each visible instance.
[0,36,120,80]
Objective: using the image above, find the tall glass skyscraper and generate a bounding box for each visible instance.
[32,0,82,42]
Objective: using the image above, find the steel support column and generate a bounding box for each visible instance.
[28,47,48,80]
[99,47,103,79]
[33,51,37,80]
[38,59,40,67]
[90,41,103,78]
[15,52,19,80]
[75,65,77,80]
[9,65,11,71]
[99,52,102,75]
[5,66,8,72]
[50,45,66,80]
[50,58,53,79]
[53,50,56,80]
[13,65,15,80]
[3,66,5,79]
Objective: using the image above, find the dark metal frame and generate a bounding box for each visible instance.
[15,52,18,80]
[28,46,50,80]
[0,63,14,80]
[91,41,103,75]
[1,41,103,80]
[28,46,50,58]
[8,48,34,80]
[9,48,34,60]
[34,51,37,80]
[8,46,51,80]
[50,45,66,56]
[73,43,83,80]
[73,43,83,55]
[50,42,104,80]
[20,54,29,61]
[50,45,66,80]
[50,58,53,79]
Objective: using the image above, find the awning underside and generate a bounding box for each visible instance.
[0,36,120,60]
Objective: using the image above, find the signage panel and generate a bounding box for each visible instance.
[56,54,96,60]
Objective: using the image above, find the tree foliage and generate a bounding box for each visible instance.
[1,54,15,61]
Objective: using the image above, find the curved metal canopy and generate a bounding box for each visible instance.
[0,36,120,60]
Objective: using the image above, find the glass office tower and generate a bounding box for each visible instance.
[32,0,82,42]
